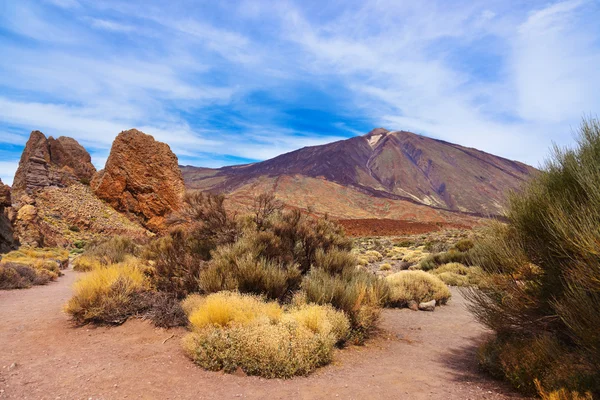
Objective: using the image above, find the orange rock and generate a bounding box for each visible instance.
[91,129,185,232]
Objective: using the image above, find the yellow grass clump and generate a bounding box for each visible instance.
[379,263,392,271]
[72,255,103,272]
[188,291,282,330]
[431,263,483,286]
[385,270,451,306]
[363,250,383,263]
[182,292,351,378]
[64,259,150,324]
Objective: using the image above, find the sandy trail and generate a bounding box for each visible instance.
[0,269,523,400]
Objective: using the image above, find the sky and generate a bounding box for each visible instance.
[1,0,600,185]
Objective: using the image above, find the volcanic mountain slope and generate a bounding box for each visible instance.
[182,128,536,219]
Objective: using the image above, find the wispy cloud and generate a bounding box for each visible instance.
[0,0,599,184]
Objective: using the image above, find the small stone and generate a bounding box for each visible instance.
[418,299,436,311]
[407,300,419,311]
[8,362,17,370]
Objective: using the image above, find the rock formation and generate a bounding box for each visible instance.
[9,131,97,247]
[91,129,185,231]
[0,179,17,253]
[11,131,96,203]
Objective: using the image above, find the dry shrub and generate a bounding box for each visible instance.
[64,259,150,324]
[536,381,593,400]
[167,191,240,259]
[84,236,139,265]
[138,291,187,328]
[418,250,470,271]
[363,250,383,263]
[72,255,102,272]
[181,293,205,316]
[431,263,483,286]
[143,230,205,299]
[188,292,282,329]
[385,270,451,306]
[0,263,52,289]
[182,292,350,378]
[283,303,350,345]
[379,263,392,271]
[0,247,68,289]
[183,323,333,378]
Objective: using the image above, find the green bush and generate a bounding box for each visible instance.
[466,119,600,396]
[418,250,470,271]
[302,267,388,343]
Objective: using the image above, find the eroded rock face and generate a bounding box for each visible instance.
[11,131,96,203]
[0,179,17,253]
[91,129,185,231]
[0,179,10,208]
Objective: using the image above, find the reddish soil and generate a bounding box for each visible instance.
[337,218,473,237]
[0,269,524,400]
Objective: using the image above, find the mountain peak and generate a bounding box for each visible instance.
[182,128,537,218]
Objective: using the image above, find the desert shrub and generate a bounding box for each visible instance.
[536,382,593,400]
[401,249,427,264]
[418,250,470,271]
[385,271,451,306]
[466,119,600,396]
[0,263,52,289]
[363,250,383,263]
[478,335,597,396]
[199,235,302,301]
[138,291,187,328]
[302,267,388,343]
[183,323,334,378]
[314,248,356,275]
[188,291,282,329]
[0,247,68,289]
[167,191,240,259]
[72,255,102,272]
[431,263,483,286]
[64,260,150,325]
[452,238,474,252]
[283,303,350,345]
[84,236,139,265]
[181,293,205,317]
[379,263,392,271]
[423,240,448,253]
[143,230,205,299]
[183,292,349,378]
[356,256,369,266]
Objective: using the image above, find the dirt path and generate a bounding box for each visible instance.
[0,269,523,400]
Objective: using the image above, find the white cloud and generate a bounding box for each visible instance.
[0,161,19,186]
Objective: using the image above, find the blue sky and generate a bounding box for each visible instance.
[1,0,600,185]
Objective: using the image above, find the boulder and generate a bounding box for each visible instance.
[418,299,436,312]
[407,300,419,311]
[91,129,185,231]
[11,131,96,203]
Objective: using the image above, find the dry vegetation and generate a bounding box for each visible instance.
[0,247,69,289]
[465,119,600,398]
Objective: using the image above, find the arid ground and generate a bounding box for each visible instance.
[0,268,523,400]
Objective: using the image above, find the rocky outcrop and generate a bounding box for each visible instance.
[11,131,96,203]
[10,131,97,247]
[0,179,17,253]
[91,129,185,231]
